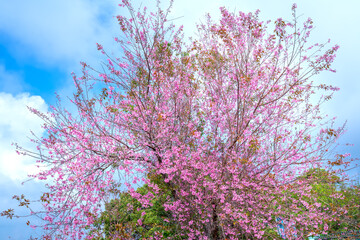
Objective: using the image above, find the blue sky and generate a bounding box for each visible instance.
[0,0,359,238]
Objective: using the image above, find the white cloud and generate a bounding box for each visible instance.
[0,92,48,182]
[0,0,119,69]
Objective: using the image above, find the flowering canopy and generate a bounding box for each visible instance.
[4,1,354,239]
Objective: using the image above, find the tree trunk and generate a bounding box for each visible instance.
[211,202,220,240]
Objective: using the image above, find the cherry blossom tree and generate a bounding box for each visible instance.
[2,1,355,239]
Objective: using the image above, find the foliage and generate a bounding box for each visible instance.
[302,169,360,234]
[1,0,357,239]
[91,174,181,239]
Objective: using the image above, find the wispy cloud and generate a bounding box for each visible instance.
[0,0,119,69]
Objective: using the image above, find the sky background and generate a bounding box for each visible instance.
[0,0,359,238]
